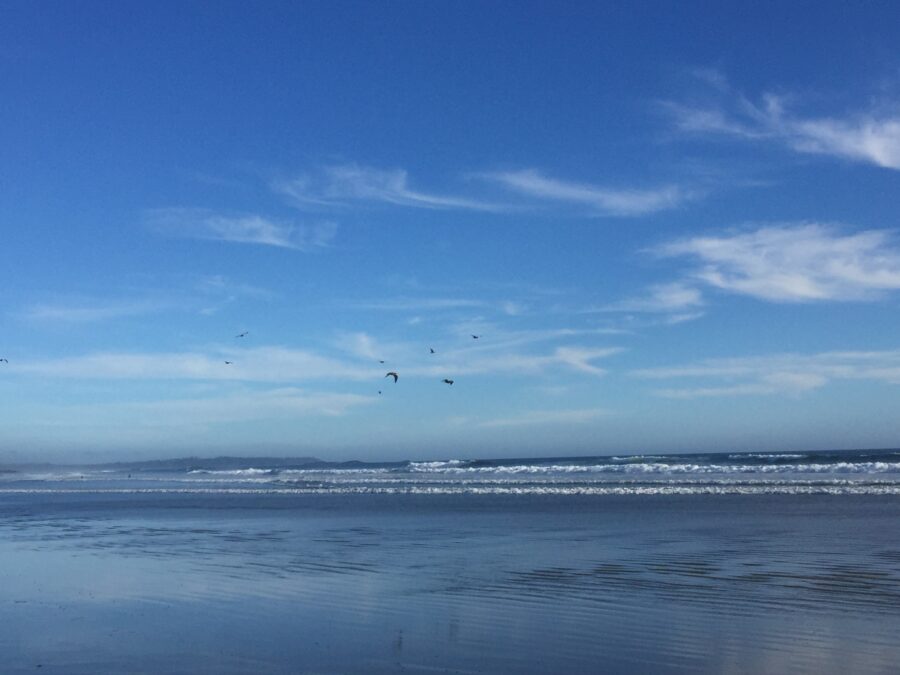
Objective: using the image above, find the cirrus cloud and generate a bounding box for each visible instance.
[666,74,900,170]
[632,349,900,398]
[656,223,900,302]
[146,208,337,250]
[477,169,690,216]
[275,164,504,212]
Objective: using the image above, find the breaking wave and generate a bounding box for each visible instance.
[404,461,900,475]
[4,449,898,496]
[188,468,276,476]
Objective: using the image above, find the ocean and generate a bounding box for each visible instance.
[2,449,899,673]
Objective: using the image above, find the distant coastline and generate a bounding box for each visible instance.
[2,446,899,470]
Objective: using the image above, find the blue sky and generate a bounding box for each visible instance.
[2,1,900,462]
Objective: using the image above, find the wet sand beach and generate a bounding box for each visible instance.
[2,491,899,674]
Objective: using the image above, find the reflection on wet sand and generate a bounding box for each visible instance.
[1,494,899,673]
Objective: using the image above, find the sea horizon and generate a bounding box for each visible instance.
[5,444,900,468]
[3,447,900,499]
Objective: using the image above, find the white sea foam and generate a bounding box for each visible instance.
[609,455,670,461]
[402,461,900,475]
[185,467,392,478]
[727,453,807,460]
[2,483,900,496]
[187,468,275,476]
[279,468,391,475]
[408,460,467,470]
[8,455,900,496]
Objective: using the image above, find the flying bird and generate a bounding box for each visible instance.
[429,348,435,354]
[235,331,249,338]
[224,361,233,365]
[385,372,398,383]
[442,379,454,385]
[471,335,480,340]
[379,360,385,364]
[0,358,7,364]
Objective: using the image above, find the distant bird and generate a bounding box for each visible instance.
[442,379,454,385]
[378,390,382,395]
[385,371,398,383]
[429,348,435,354]
[471,335,480,340]
[0,358,7,363]
[235,331,249,338]
[379,360,385,364]
[224,361,233,365]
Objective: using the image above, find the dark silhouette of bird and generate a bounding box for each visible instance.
[224,361,233,365]
[442,379,454,385]
[0,358,7,364]
[235,331,249,338]
[471,335,480,339]
[385,371,398,383]
[379,360,385,364]
[429,348,435,354]
[378,390,382,395]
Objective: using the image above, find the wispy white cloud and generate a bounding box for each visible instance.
[20,276,275,323]
[333,332,381,361]
[632,349,900,398]
[666,76,900,170]
[146,208,337,250]
[476,407,612,428]
[404,345,622,378]
[353,296,537,319]
[581,282,705,327]
[500,301,527,316]
[194,274,274,316]
[194,274,272,299]
[478,169,688,216]
[443,320,626,350]
[275,164,503,212]
[545,346,620,376]
[600,282,704,314]
[11,339,623,383]
[654,383,784,399]
[22,300,166,322]
[14,347,375,382]
[333,326,623,378]
[329,321,625,378]
[275,163,691,217]
[656,223,900,302]
[114,387,375,425]
[662,311,705,325]
[24,388,375,435]
[789,116,900,169]
[354,297,487,312]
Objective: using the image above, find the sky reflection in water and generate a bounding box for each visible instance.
[2,493,899,673]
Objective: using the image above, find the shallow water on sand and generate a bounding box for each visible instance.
[1,493,899,674]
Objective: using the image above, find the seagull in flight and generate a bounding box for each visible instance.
[224,361,233,365]
[385,371,399,383]
[442,379,454,385]
[235,331,249,338]
[0,358,7,364]
[471,335,480,340]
